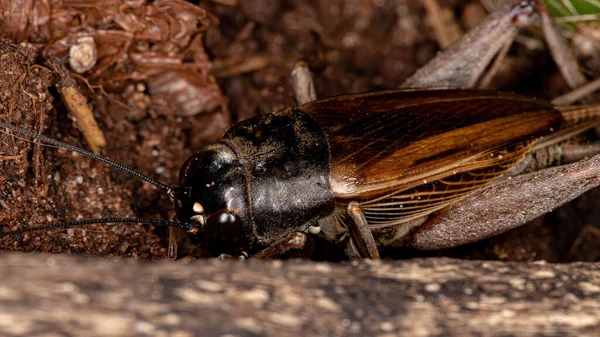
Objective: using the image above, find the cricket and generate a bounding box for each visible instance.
[0,0,599,260]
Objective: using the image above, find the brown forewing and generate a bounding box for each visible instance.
[301,89,563,227]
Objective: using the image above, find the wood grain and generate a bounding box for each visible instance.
[0,253,598,336]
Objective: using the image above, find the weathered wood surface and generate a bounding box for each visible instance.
[0,254,599,336]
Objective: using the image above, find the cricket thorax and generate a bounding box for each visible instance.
[203,108,335,252]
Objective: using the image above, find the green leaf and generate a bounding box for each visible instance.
[544,0,600,17]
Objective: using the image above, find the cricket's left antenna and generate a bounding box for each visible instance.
[0,120,173,193]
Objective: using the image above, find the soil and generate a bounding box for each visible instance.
[0,0,598,262]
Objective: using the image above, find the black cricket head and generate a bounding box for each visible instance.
[172,143,253,258]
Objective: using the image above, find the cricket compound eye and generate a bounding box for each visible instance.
[205,212,242,239]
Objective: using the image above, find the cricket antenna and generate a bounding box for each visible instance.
[0,218,197,238]
[0,120,173,194]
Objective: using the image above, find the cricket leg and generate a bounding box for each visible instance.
[561,144,600,163]
[402,0,591,96]
[405,153,600,250]
[345,202,380,259]
[518,143,600,173]
[252,231,310,259]
[401,0,533,89]
[291,61,317,105]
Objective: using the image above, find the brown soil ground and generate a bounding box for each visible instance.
[0,0,598,262]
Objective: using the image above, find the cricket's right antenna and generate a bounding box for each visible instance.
[0,120,173,194]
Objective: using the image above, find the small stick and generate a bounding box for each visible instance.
[551,77,600,105]
[209,0,238,6]
[422,0,463,48]
[0,155,23,161]
[477,31,517,88]
[212,55,270,78]
[539,10,587,91]
[53,61,106,154]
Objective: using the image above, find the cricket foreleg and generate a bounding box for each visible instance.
[406,154,600,250]
[252,232,310,259]
[168,227,178,260]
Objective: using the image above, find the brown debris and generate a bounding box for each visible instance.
[0,40,165,258]
[68,36,98,74]
[0,0,227,257]
[0,39,53,244]
[423,0,464,48]
[212,54,271,78]
[1,0,226,117]
[53,60,107,154]
[0,40,54,189]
